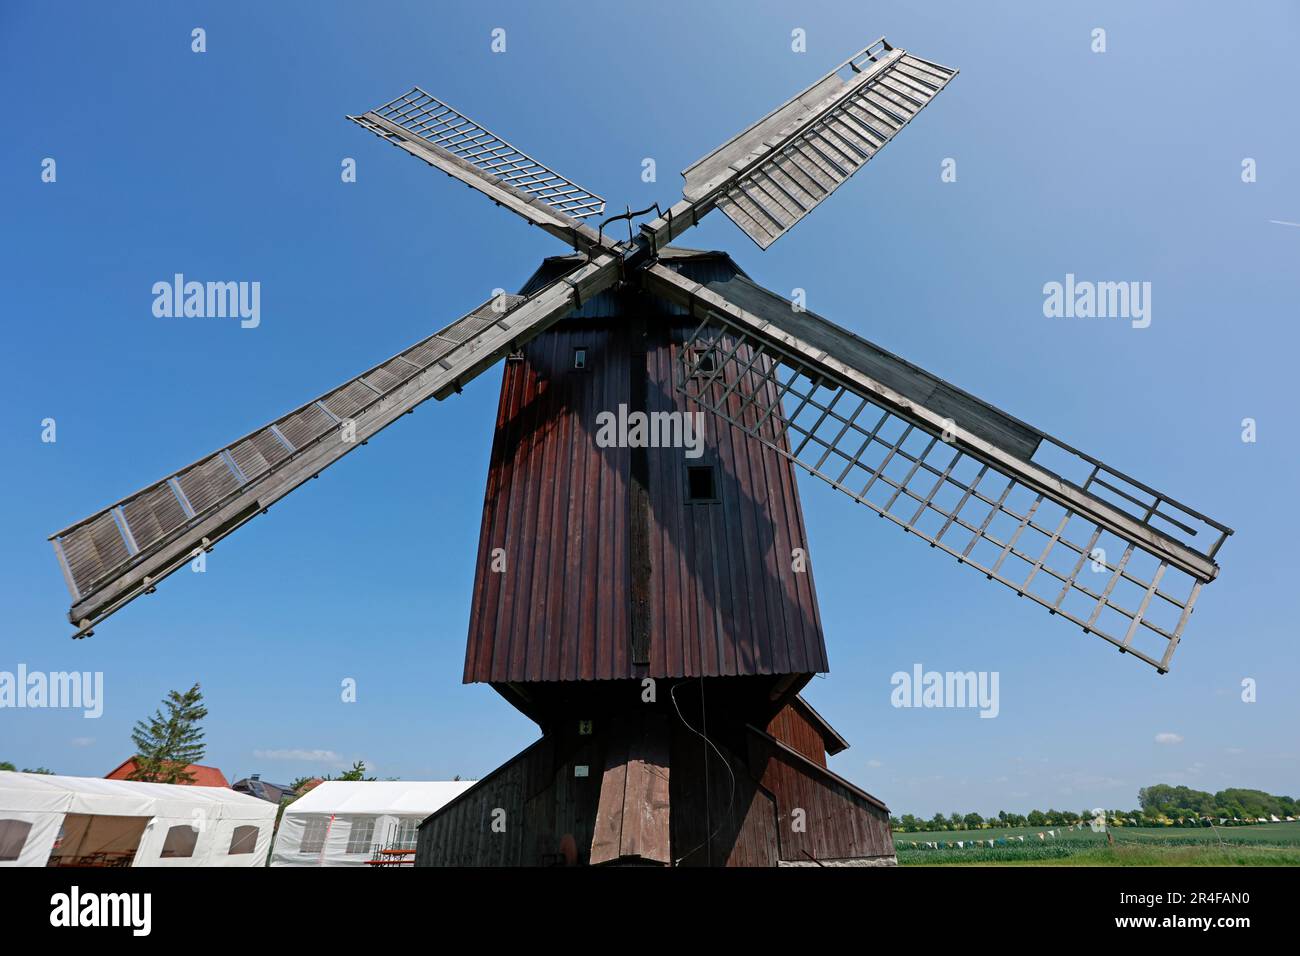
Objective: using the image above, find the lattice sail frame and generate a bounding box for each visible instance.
[674,315,1230,673]
[353,87,606,221]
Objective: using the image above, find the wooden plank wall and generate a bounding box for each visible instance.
[463,319,635,684]
[747,729,894,863]
[645,323,827,679]
[765,704,829,768]
[419,703,891,866]
[417,732,604,867]
[669,716,779,867]
[589,713,671,865]
[463,252,828,686]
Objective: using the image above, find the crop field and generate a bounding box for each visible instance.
[895,821,1300,865]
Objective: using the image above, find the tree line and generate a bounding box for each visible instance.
[891,784,1298,832]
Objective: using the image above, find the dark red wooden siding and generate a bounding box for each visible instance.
[669,718,892,867]
[747,728,894,863]
[464,253,828,685]
[765,702,828,768]
[417,699,889,867]
[464,321,633,684]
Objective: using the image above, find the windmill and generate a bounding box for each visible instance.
[49,37,1231,866]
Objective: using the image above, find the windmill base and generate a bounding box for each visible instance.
[416,681,895,867]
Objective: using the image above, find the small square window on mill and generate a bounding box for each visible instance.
[573,347,587,370]
[695,351,716,375]
[687,465,716,502]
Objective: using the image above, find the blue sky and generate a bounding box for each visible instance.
[1,0,1296,817]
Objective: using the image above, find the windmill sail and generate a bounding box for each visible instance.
[50,256,620,637]
[350,88,608,251]
[644,264,1231,673]
[679,38,956,249]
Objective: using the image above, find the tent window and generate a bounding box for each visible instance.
[159,824,198,859]
[300,817,329,854]
[392,817,421,849]
[0,819,32,861]
[228,825,259,855]
[346,817,376,855]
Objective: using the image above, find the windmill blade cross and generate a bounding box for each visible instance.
[50,255,620,638]
[644,264,1232,673]
[49,34,1232,669]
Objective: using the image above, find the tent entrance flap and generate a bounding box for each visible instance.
[46,813,149,867]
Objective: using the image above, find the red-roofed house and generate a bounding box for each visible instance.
[105,757,230,788]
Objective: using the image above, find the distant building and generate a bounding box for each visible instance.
[230,774,299,804]
[105,757,229,788]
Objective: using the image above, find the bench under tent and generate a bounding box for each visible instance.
[0,771,278,867]
[271,780,475,866]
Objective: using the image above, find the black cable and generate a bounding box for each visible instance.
[670,679,736,866]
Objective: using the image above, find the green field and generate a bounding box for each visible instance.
[895,821,1300,866]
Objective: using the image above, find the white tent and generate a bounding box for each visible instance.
[0,771,278,867]
[271,780,475,866]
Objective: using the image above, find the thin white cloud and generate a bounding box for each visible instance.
[1268,219,1300,227]
[69,737,95,748]
[867,759,883,768]
[253,748,343,763]
[1053,771,1125,789]
[1154,732,1184,745]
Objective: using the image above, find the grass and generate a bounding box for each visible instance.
[894,821,1300,866]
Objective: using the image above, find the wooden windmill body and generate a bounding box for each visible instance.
[441,249,890,866]
[49,38,1232,867]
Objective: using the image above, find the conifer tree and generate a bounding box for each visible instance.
[129,683,208,783]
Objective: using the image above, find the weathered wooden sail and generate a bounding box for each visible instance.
[51,258,619,636]
[682,39,958,249]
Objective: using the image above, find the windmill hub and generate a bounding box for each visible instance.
[48,35,1231,867]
